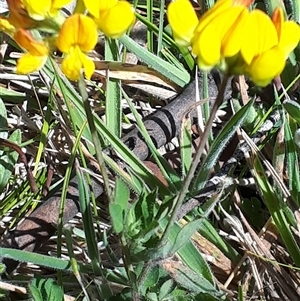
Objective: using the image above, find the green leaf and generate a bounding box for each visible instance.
[109,179,129,234]
[139,265,160,295]
[105,38,121,137]
[180,116,193,177]
[29,277,64,301]
[114,178,130,211]
[164,220,215,285]
[171,219,203,254]
[283,99,300,124]
[159,279,174,299]
[29,284,43,301]
[146,292,158,301]
[109,203,124,234]
[283,116,300,204]
[75,164,102,275]
[0,87,37,106]
[165,263,222,297]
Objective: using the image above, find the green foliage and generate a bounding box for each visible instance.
[29,277,64,301]
[0,0,300,300]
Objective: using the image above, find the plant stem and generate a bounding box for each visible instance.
[160,74,230,246]
[78,76,112,203]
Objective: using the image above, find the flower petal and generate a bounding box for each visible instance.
[195,0,232,34]
[57,14,98,53]
[14,29,49,56]
[61,46,95,80]
[22,0,72,20]
[17,53,47,74]
[192,5,247,68]
[246,46,285,87]
[240,9,278,65]
[96,1,135,38]
[279,21,300,58]
[22,0,51,20]
[221,8,248,57]
[192,23,221,69]
[167,0,198,46]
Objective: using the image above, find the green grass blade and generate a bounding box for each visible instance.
[75,163,102,273]
[0,248,90,272]
[252,153,300,267]
[119,35,190,87]
[105,38,121,137]
[283,115,300,204]
[146,0,154,53]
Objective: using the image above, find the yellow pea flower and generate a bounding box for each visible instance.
[22,0,72,21]
[194,0,252,34]
[192,6,249,70]
[95,1,135,38]
[245,46,285,87]
[192,0,253,70]
[13,29,49,74]
[167,0,253,69]
[244,7,300,86]
[167,0,198,46]
[57,14,98,80]
[167,0,300,87]
[240,9,278,65]
[83,0,135,38]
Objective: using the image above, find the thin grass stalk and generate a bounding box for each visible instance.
[147,0,154,53]
[157,0,165,56]
[78,76,112,202]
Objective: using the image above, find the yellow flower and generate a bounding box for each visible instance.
[83,0,135,38]
[22,0,72,21]
[192,0,252,70]
[244,8,300,86]
[167,0,300,87]
[167,0,198,46]
[96,1,135,38]
[57,14,98,80]
[13,29,49,74]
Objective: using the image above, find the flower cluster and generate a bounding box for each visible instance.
[0,0,135,80]
[167,0,300,86]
